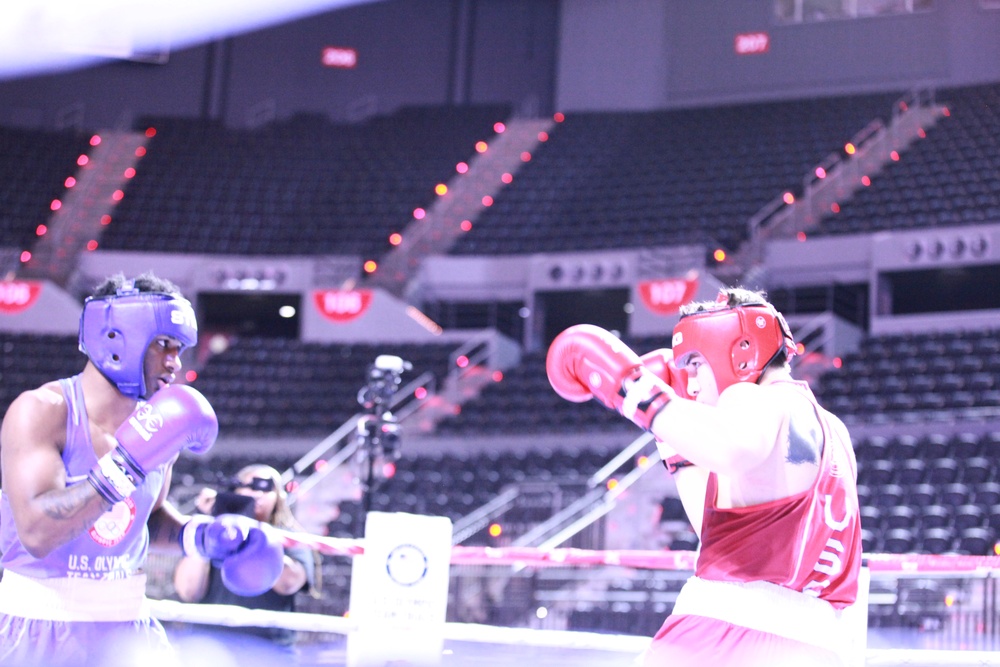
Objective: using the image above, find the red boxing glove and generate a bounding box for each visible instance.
[639,348,690,400]
[546,324,675,431]
[88,385,218,505]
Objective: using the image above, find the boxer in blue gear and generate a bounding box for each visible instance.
[0,272,247,667]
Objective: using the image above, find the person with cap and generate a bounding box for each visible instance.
[0,271,285,667]
[546,286,863,667]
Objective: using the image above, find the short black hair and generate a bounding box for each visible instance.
[679,286,771,316]
[90,271,182,298]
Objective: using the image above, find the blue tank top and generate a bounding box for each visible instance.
[0,374,162,579]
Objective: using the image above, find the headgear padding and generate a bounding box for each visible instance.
[79,285,198,398]
[671,294,796,392]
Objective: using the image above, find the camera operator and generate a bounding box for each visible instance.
[172,464,321,658]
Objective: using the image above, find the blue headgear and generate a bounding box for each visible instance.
[78,282,198,398]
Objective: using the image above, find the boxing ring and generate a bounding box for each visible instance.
[149,526,1000,667]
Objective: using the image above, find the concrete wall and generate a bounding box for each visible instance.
[557,0,1000,112]
[3,1,1000,130]
[0,0,559,130]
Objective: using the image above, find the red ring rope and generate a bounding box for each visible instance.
[275,529,1000,573]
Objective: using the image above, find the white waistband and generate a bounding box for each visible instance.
[0,570,149,621]
[672,576,858,655]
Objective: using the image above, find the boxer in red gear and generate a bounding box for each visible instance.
[547,287,863,667]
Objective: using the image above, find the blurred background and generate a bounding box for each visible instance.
[1,0,999,648]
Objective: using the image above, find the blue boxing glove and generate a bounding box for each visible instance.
[88,385,217,505]
[181,513,284,597]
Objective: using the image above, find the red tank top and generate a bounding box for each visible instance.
[694,380,862,609]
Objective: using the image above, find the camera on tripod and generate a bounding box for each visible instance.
[357,354,412,411]
[356,411,402,462]
[355,355,410,475]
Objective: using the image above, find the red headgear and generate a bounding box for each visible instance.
[670,293,796,391]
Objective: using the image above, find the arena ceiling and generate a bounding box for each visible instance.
[0,0,382,80]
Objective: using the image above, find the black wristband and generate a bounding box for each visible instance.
[663,454,694,475]
[86,470,120,506]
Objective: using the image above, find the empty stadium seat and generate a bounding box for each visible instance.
[918,527,955,554]
[918,505,952,531]
[884,505,918,531]
[953,504,986,531]
[956,527,994,555]
[882,527,916,554]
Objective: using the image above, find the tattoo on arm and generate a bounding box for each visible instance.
[41,482,107,538]
[148,508,184,546]
[786,412,823,465]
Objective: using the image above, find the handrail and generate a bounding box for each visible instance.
[285,428,362,504]
[448,331,499,379]
[511,486,607,548]
[788,312,834,359]
[284,332,517,506]
[536,448,663,551]
[743,83,943,260]
[587,431,653,489]
[513,438,660,549]
[746,192,788,237]
[451,486,520,545]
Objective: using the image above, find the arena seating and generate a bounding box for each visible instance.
[448,91,899,256]
[811,82,1000,236]
[0,330,457,439]
[432,347,632,436]
[99,105,510,258]
[0,126,93,255]
[434,333,672,436]
[854,431,1000,555]
[170,440,626,542]
[2,323,996,563]
[190,336,457,436]
[0,332,84,413]
[813,329,1000,419]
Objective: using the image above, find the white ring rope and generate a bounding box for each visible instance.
[150,599,358,634]
[148,599,1000,664]
[149,598,652,652]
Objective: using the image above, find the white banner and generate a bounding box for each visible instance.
[347,511,453,666]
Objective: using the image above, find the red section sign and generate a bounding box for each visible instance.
[0,280,42,314]
[735,32,770,55]
[637,275,699,315]
[313,289,372,323]
[322,46,358,69]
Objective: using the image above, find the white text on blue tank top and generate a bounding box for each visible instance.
[67,553,132,579]
[804,493,850,597]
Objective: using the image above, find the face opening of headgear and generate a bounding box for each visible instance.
[670,291,796,392]
[78,281,198,398]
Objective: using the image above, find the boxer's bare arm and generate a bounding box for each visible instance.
[652,382,782,477]
[656,383,825,508]
[0,387,110,558]
[148,467,188,550]
[173,553,211,602]
[672,466,709,535]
